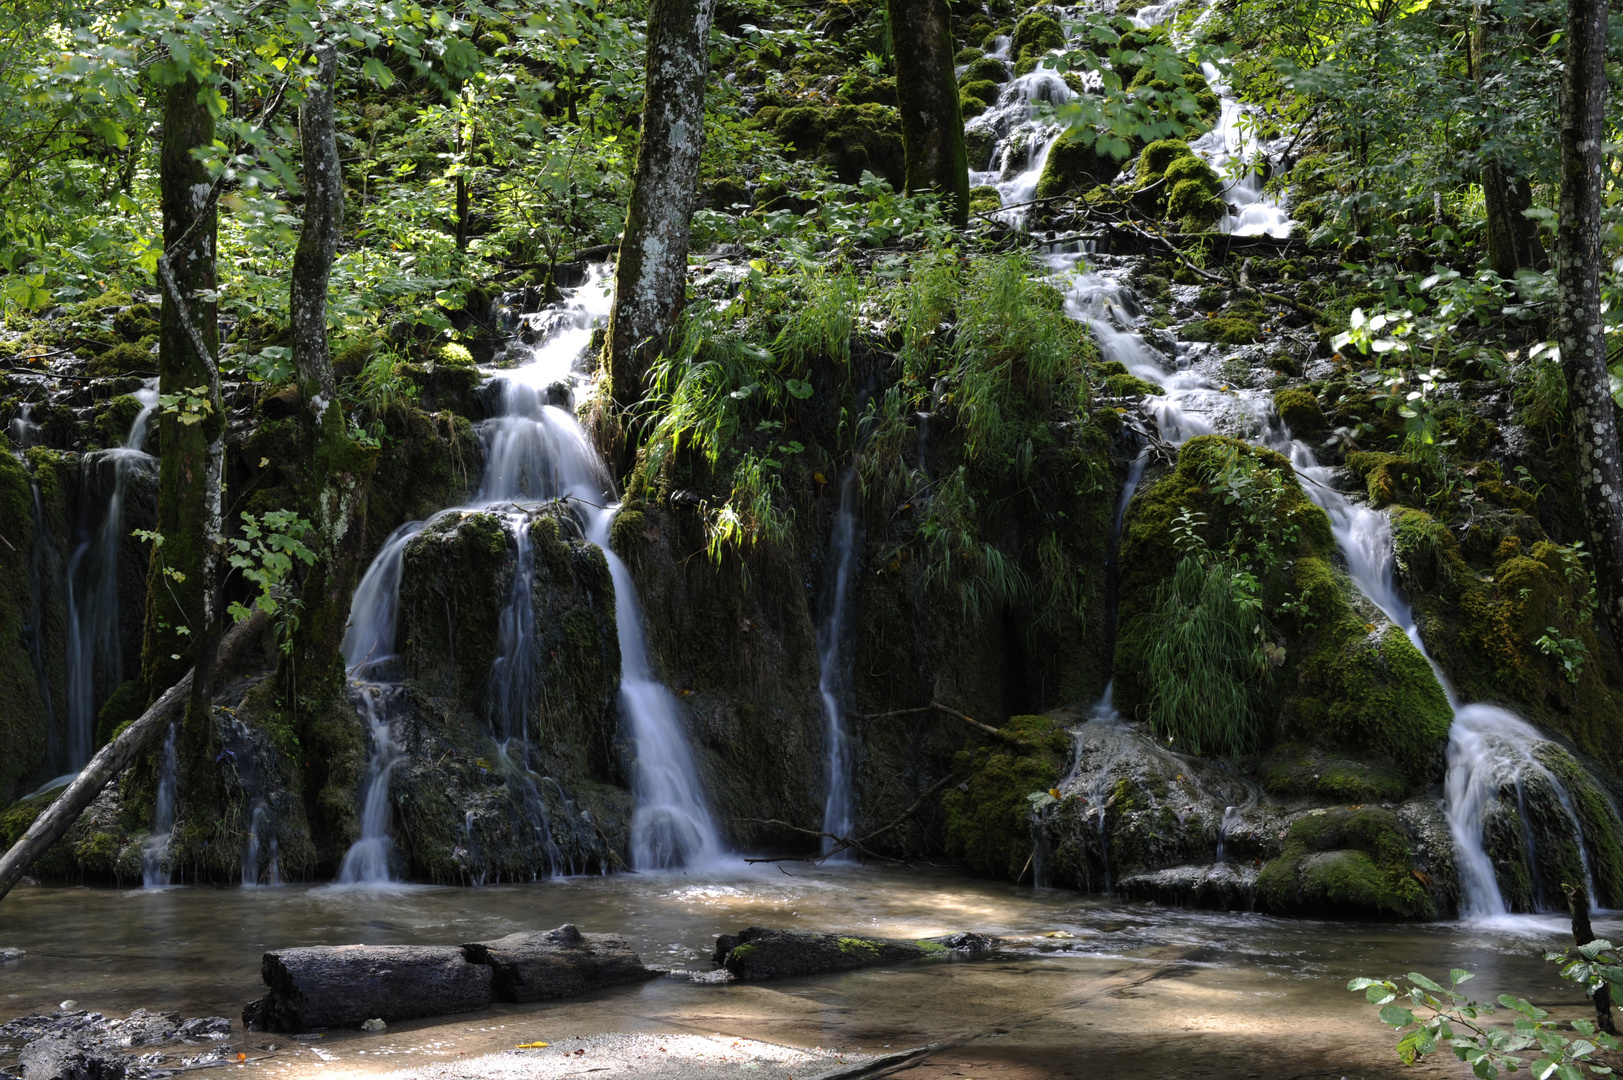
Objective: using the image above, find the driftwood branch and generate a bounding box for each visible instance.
[0,610,268,902]
[852,700,1007,741]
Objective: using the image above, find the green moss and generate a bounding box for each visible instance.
[838,936,879,956]
[1180,316,1261,345]
[1167,179,1225,231]
[915,940,950,956]
[1012,12,1064,61]
[1345,451,1423,508]
[89,341,156,377]
[94,679,146,751]
[1256,807,1434,918]
[964,128,995,171]
[1137,139,1195,184]
[437,342,476,367]
[1103,372,1162,398]
[94,394,146,446]
[775,103,906,186]
[959,57,1009,85]
[967,185,1001,215]
[1272,387,1325,438]
[941,714,1070,879]
[730,943,757,961]
[1259,742,1409,802]
[1035,132,1122,199]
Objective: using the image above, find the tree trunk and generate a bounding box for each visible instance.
[1471,15,1548,278]
[145,76,224,698]
[285,44,377,715]
[291,46,342,411]
[1555,0,1623,634]
[887,0,969,227]
[0,610,268,902]
[602,0,719,413]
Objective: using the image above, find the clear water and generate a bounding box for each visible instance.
[0,869,1611,1078]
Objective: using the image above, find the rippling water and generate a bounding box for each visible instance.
[0,866,1612,1077]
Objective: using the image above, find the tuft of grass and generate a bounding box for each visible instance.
[1125,555,1272,758]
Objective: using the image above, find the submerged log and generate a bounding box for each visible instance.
[243,925,663,1031]
[461,924,662,1003]
[243,945,494,1032]
[712,927,999,981]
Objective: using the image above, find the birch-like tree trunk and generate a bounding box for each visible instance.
[291,46,342,412]
[603,0,719,413]
[888,0,969,227]
[1555,0,1623,630]
[144,76,224,698]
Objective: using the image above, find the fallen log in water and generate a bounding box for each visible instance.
[712,927,999,981]
[242,924,662,1032]
[461,925,660,1003]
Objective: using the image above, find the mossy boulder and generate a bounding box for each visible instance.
[1167,179,1226,231]
[959,57,1009,85]
[941,714,1071,879]
[1137,138,1196,185]
[1035,132,1122,198]
[1259,742,1408,802]
[94,393,146,447]
[965,127,996,170]
[959,81,1000,118]
[1272,387,1325,438]
[1256,807,1435,918]
[89,340,156,377]
[1181,316,1261,345]
[967,185,1001,215]
[1011,11,1064,64]
[774,103,905,187]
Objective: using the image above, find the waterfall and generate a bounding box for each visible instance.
[966,0,1292,238]
[64,382,158,771]
[241,800,281,888]
[141,721,178,887]
[1057,256,1613,919]
[334,268,724,880]
[816,468,862,855]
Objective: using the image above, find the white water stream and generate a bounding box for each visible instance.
[816,468,861,855]
[334,271,723,884]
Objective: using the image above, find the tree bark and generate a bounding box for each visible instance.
[0,610,268,902]
[1470,14,1547,278]
[887,0,969,227]
[145,76,224,697]
[602,0,719,413]
[291,46,342,411]
[1555,0,1623,634]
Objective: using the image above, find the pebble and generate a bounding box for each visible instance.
[58,1000,77,1011]
[361,1018,387,1032]
[0,947,24,962]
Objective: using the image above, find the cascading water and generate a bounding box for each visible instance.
[141,721,178,887]
[334,270,724,881]
[816,468,862,854]
[64,382,158,771]
[1055,252,1615,918]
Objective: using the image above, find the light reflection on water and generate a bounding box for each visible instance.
[0,865,1613,1077]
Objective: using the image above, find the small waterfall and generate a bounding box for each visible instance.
[586,509,725,870]
[26,482,58,763]
[64,382,158,770]
[333,523,421,885]
[241,800,281,887]
[1214,805,1240,863]
[1057,256,1614,919]
[335,269,724,879]
[816,468,862,855]
[141,722,178,887]
[8,401,41,449]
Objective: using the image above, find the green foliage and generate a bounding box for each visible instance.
[224,510,317,629]
[1350,967,1620,1078]
[1126,553,1271,757]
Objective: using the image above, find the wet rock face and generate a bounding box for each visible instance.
[18,1036,126,1080]
[390,509,627,881]
[712,927,998,980]
[2,1008,232,1080]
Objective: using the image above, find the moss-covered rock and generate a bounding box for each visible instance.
[1256,807,1435,918]
[1011,11,1064,64]
[774,103,906,187]
[1035,132,1122,198]
[1180,316,1261,345]
[959,57,1009,85]
[89,341,156,378]
[1273,387,1325,439]
[1259,742,1408,802]
[941,714,1071,879]
[1137,138,1196,185]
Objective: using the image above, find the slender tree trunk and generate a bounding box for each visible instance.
[287,44,377,715]
[602,0,719,414]
[888,0,969,227]
[144,76,223,698]
[1471,14,1547,278]
[1555,0,1623,633]
[291,46,342,410]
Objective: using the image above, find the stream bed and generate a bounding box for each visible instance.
[0,865,1613,1079]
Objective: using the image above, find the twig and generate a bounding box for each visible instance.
[851,700,1004,740]
[856,770,963,846]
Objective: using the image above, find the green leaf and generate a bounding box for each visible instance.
[1408,972,1446,993]
[1380,1004,1416,1028]
[1452,969,1475,986]
[362,57,397,87]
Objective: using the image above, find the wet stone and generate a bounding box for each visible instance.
[711,928,999,981]
[18,1035,126,1080]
